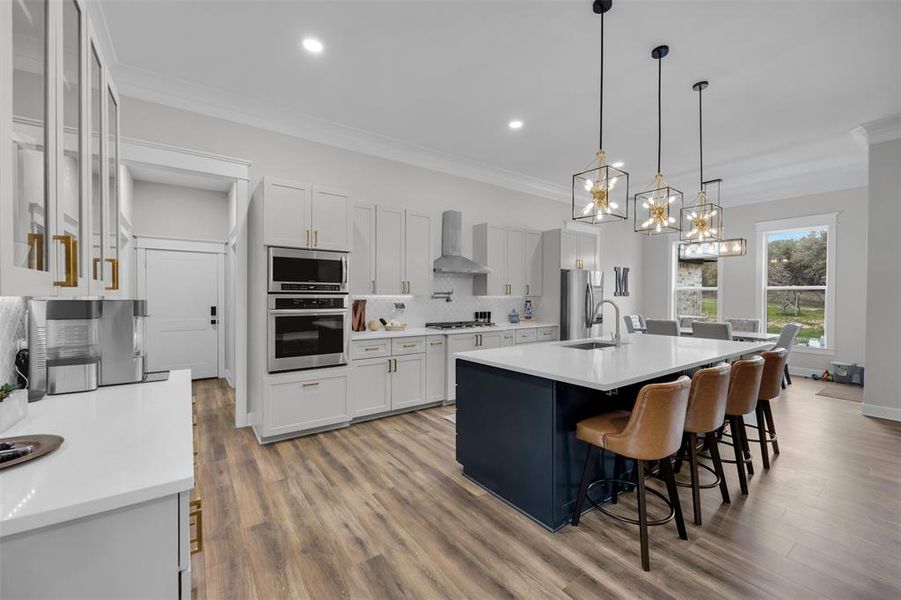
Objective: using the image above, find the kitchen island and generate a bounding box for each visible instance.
[455,334,773,530]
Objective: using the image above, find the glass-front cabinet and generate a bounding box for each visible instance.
[0,0,121,296]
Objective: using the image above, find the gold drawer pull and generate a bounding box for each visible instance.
[189,498,203,555]
[303,382,320,388]
[364,347,380,351]
[402,343,417,348]
[430,341,443,346]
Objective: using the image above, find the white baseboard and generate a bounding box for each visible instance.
[861,403,901,423]
[225,368,235,388]
[788,366,820,378]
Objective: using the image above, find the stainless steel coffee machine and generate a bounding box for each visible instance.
[29,299,149,396]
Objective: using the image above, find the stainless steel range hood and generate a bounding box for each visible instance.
[433,210,491,275]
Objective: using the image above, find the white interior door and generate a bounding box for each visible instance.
[145,249,219,378]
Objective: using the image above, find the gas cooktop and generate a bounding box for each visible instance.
[425,321,496,330]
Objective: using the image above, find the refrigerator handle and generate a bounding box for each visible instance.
[585,282,594,330]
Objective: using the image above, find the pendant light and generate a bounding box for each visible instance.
[571,0,629,225]
[680,81,723,242]
[634,45,683,235]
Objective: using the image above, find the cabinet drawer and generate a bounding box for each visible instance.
[351,339,391,359]
[500,331,515,347]
[515,328,538,344]
[263,369,349,436]
[538,327,559,342]
[392,336,425,355]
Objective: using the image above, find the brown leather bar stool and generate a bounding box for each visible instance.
[571,377,691,572]
[675,363,732,525]
[746,348,787,470]
[722,355,765,494]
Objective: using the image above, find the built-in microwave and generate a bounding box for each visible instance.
[268,246,348,294]
[268,295,349,372]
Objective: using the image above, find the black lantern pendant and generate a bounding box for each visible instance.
[571,0,629,225]
[634,45,683,235]
[680,80,724,242]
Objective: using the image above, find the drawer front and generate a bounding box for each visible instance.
[264,371,349,436]
[392,336,425,356]
[537,326,558,342]
[351,339,391,359]
[500,331,515,347]
[515,328,538,344]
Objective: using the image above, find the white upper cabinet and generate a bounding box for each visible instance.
[404,211,431,296]
[350,202,375,294]
[375,205,404,295]
[525,229,543,296]
[256,178,351,251]
[1,0,120,297]
[578,231,599,271]
[473,224,541,297]
[354,203,431,296]
[310,187,351,251]
[554,228,598,271]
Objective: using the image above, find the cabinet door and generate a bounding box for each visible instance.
[350,202,375,295]
[375,206,404,295]
[391,353,426,410]
[538,326,559,342]
[404,210,431,295]
[426,336,446,403]
[351,357,391,418]
[524,230,542,296]
[479,331,502,349]
[506,227,525,296]
[87,42,104,294]
[500,331,515,347]
[578,231,599,271]
[263,370,349,437]
[311,187,351,251]
[561,230,579,269]
[446,334,477,401]
[485,225,507,295]
[102,85,120,295]
[264,180,311,248]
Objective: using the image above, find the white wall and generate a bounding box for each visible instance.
[642,187,869,373]
[862,137,901,421]
[132,179,229,241]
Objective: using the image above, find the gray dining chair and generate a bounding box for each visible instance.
[692,321,733,340]
[645,319,679,336]
[726,318,760,334]
[679,315,708,329]
[774,323,802,388]
[623,314,645,333]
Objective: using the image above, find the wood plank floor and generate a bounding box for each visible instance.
[190,377,901,599]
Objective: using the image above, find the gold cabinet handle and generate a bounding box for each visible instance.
[430,341,443,346]
[189,498,203,555]
[104,258,119,290]
[27,232,45,271]
[402,343,416,348]
[364,346,380,352]
[526,284,530,295]
[371,279,376,293]
[302,381,320,388]
[314,230,319,247]
[305,229,310,246]
[92,257,101,280]
[387,359,392,373]
[52,235,78,287]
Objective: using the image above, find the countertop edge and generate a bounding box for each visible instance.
[351,321,559,340]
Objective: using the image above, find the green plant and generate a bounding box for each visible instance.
[0,383,15,403]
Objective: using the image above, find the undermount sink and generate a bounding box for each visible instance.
[563,341,619,350]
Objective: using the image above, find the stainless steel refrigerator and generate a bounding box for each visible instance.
[560,269,604,340]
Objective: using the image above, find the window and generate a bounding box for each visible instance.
[758,215,836,349]
[673,243,719,321]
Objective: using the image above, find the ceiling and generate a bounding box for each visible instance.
[95,0,900,205]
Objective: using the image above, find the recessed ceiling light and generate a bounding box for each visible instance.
[612,161,624,168]
[508,120,524,130]
[301,38,324,54]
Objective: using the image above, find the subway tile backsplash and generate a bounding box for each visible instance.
[0,297,27,387]
[353,273,541,327]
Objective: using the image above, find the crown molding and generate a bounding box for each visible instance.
[851,114,901,147]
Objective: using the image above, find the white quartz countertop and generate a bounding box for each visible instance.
[351,321,558,340]
[454,334,774,392]
[0,370,194,538]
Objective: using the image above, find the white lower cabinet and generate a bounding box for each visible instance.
[262,367,350,438]
[427,336,447,402]
[351,340,427,417]
[538,326,559,342]
[500,331,515,347]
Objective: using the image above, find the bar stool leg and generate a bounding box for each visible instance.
[659,457,688,540]
[762,400,780,455]
[705,431,730,504]
[571,446,598,526]
[611,454,623,504]
[673,433,687,474]
[739,416,755,476]
[755,405,771,470]
[687,432,702,525]
[635,459,650,571]
[729,416,749,495]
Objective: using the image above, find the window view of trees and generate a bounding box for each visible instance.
[675,259,718,320]
[765,227,828,346]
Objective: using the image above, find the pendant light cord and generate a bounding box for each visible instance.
[698,84,703,187]
[598,11,604,151]
[656,54,662,174]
